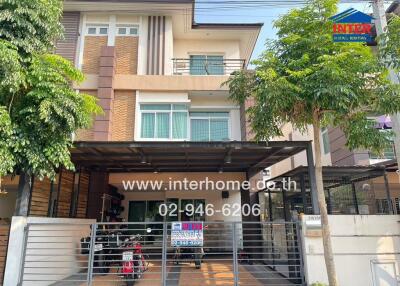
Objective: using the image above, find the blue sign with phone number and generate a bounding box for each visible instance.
[171,222,204,247]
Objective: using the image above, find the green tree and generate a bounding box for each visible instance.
[0,0,101,214]
[378,14,400,73]
[226,0,400,285]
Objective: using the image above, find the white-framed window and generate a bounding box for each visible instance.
[117,25,139,36]
[190,112,230,141]
[140,104,188,140]
[321,127,330,154]
[86,24,109,36]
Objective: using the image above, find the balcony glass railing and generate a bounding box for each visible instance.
[172,58,245,75]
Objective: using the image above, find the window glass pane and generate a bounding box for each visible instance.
[118,27,126,35]
[130,27,138,35]
[99,27,108,35]
[191,119,209,141]
[141,113,155,138]
[141,104,171,111]
[172,104,188,110]
[88,27,96,34]
[321,128,330,154]
[156,113,170,138]
[190,55,206,75]
[207,55,224,75]
[172,112,188,139]
[210,119,229,141]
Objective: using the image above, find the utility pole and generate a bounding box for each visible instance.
[373,0,400,195]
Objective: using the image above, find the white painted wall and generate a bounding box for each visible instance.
[4,216,95,286]
[173,39,240,59]
[301,215,400,286]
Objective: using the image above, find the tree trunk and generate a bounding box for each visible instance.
[14,172,32,216]
[312,111,339,286]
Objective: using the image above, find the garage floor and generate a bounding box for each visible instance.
[52,260,294,286]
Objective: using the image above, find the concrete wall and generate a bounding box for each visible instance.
[301,215,400,286]
[4,216,95,286]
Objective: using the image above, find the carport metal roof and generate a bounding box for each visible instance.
[71,141,310,173]
[266,165,387,190]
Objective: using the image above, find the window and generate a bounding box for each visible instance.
[86,25,109,36]
[117,25,139,36]
[369,130,395,159]
[190,55,224,75]
[321,127,330,154]
[140,104,188,139]
[190,112,229,141]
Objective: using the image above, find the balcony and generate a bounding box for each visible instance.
[172,58,246,75]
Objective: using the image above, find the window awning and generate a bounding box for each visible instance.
[71,141,310,173]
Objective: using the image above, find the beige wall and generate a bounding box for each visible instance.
[109,172,246,222]
[173,39,240,59]
[302,215,400,286]
[270,123,332,178]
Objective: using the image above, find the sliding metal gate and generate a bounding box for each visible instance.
[18,221,304,286]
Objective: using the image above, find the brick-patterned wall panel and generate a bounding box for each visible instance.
[55,12,80,63]
[115,37,138,74]
[29,177,52,216]
[111,91,136,141]
[82,36,108,74]
[75,90,97,141]
[76,171,90,218]
[56,170,74,217]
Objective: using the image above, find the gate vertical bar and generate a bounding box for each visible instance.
[87,223,97,286]
[232,222,239,286]
[161,221,168,286]
[295,222,305,285]
[17,224,29,286]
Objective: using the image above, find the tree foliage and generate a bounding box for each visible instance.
[227,0,400,154]
[0,0,63,55]
[225,1,400,284]
[378,14,400,72]
[0,0,102,179]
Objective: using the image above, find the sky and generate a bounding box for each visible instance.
[194,1,372,60]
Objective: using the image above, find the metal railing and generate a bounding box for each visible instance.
[17,221,304,286]
[172,58,246,75]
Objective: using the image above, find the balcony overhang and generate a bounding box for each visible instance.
[76,74,231,91]
[71,141,310,173]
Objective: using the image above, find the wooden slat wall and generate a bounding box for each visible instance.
[29,178,52,217]
[55,12,80,63]
[76,172,89,218]
[56,170,74,217]
[0,224,10,286]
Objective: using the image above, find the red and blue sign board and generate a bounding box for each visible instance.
[171,222,204,247]
[331,8,374,42]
